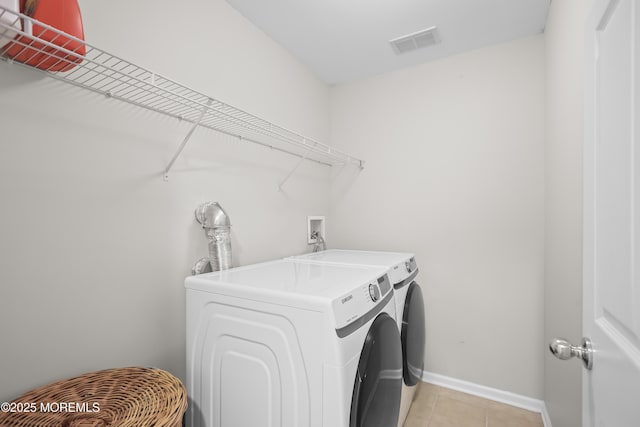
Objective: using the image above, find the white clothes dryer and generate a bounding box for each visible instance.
[185,259,402,427]
[287,250,425,427]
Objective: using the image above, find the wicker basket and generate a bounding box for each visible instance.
[0,367,187,427]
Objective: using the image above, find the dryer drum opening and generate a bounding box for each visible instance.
[350,313,402,427]
[402,282,425,386]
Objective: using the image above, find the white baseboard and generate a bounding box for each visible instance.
[540,403,552,427]
[422,371,552,427]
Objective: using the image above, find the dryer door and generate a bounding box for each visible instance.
[350,312,402,427]
[402,282,425,386]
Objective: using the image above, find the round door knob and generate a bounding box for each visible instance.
[549,337,593,370]
[549,339,574,360]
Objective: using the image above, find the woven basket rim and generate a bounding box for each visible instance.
[0,367,187,427]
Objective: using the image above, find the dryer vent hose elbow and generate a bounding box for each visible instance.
[195,202,232,271]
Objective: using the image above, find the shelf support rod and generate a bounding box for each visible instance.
[278,139,316,191]
[163,98,213,180]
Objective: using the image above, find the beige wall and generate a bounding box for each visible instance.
[329,36,545,399]
[544,0,590,425]
[0,0,331,402]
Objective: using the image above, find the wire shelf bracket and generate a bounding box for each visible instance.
[163,98,213,181]
[0,5,365,181]
[278,139,315,191]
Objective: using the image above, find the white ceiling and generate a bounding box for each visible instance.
[225,0,551,85]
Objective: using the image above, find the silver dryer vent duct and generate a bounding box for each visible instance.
[195,202,232,272]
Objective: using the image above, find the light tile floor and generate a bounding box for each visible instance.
[404,382,544,427]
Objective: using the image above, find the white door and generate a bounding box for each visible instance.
[583,0,640,425]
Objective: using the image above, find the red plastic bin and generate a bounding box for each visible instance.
[2,0,85,72]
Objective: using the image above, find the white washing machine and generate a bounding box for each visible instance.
[185,259,403,427]
[287,250,425,427]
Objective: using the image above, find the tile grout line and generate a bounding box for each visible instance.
[425,386,441,427]
[415,383,544,427]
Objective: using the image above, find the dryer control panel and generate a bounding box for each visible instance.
[388,256,418,286]
[332,274,392,334]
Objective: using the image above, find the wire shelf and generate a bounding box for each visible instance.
[0,5,364,178]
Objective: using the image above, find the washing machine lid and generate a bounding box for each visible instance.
[185,260,392,331]
[289,249,418,287]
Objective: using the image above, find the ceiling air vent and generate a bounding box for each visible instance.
[389,26,440,55]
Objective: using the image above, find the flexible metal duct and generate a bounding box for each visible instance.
[194,202,232,271]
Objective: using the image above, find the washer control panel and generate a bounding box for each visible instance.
[377,274,391,295]
[332,274,392,331]
[368,283,380,302]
